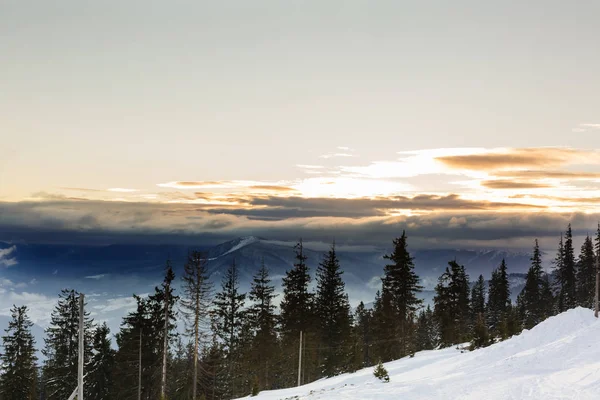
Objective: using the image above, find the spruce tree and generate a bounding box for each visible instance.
[352,302,373,368]
[212,260,246,398]
[112,295,153,400]
[381,231,423,358]
[433,261,470,347]
[470,312,489,350]
[42,289,94,400]
[370,289,396,362]
[486,259,510,336]
[247,259,278,390]
[576,236,596,308]
[554,225,577,311]
[415,305,436,351]
[314,243,352,377]
[0,305,38,400]
[181,250,213,400]
[471,275,486,318]
[595,223,600,260]
[520,240,544,329]
[539,273,556,320]
[278,240,314,385]
[88,323,115,400]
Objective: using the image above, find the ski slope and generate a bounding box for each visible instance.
[240,307,600,400]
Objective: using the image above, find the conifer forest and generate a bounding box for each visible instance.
[1,223,599,400]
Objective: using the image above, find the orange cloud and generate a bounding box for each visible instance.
[437,148,581,171]
[494,170,600,180]
[158,181,230,189]
[249,185,297,192]
[481,180,553,189]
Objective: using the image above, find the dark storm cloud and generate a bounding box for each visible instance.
[245,194,544,213]
[1,199,597,250]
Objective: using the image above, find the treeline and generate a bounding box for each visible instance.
[1,224,599,400]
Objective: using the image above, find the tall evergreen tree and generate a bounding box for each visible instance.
[212,260,246,398]
[314,243,352,377]
[433,261,470,347]
[157,260,178,400]
[112,263,178,400]
[576,235,596,308]
[486,259,510,336]
[471,275,486,319]
[42,289,94,400]
[0,305,37,400]
[247,259,278,390]
[180,250,213,400]
[88,323,115,400]
[555,225,577,311]
[370,289,396,362]
[380,231,423,358]
[351,302,373,369]
[595,223,600,260]
[112,295,153,400]
[415,305,436,351]
[539,273,556,320]
[519,240,544,329]
[278,240,315,385]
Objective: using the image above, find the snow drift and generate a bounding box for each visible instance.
[239,307,600,400]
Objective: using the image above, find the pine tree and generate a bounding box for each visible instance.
[88,323,115,400]
[181,250,213,400]
[471,275,486,319]
[42,289,94,400]
[352,302,373,369]
[539,273,556,320]
[470,312,489,350]
[577,236,596,308]
[370,289,396,362]
[555,225,577,311]
[380,231,423,358]
[433,261,470,347]
[247,259,278,390]
[520,240,544,329]
[278,240,315,385]
[0,305,38,400]
[415,305,436,351]
[212,260,246,398]
[373,360,389,382]
[487,259,510,336]
[112,295,153,400]
[314,243,353,377]
[596,223,600,258]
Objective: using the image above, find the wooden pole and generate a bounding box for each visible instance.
[78,294,84,400]
[297,331,303,387]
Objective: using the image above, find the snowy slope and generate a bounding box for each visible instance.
[240,308,600,400]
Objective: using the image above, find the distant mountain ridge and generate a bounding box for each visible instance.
[0,237,542,307]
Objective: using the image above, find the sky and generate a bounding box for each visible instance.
[2,0,600,250]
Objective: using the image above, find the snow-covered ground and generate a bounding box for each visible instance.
[239,307,600,400]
